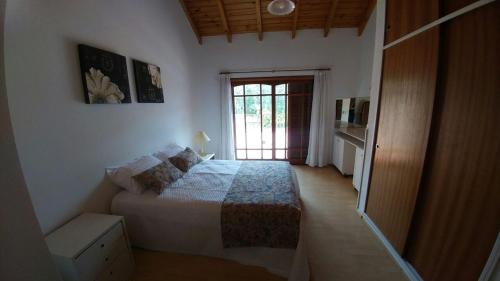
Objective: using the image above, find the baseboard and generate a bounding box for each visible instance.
[362,215,423,281]
[356,208,364,217]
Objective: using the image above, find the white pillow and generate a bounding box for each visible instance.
[106,155,162,194]
[154,143,185,162]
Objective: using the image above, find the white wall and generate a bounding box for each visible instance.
[358,1,385,213]
[353,10,376,210]
[5,0,198,233]
[0,0,62,279]
[192,29,364,155]
[356,11,377,99]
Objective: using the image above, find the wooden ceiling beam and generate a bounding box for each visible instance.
[291,0,301,39]
[324,0,340,37]
[179,0,202,45]
[216,0,232,43]
[181,0,368,40]
[357,0,376,36]
[256,0,263,41]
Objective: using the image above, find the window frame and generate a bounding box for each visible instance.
[230,76,313,161]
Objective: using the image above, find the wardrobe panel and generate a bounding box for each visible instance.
[366,27,439,254]
[440,0,478,16]
[405,2,500,281]
[385,0,439,45]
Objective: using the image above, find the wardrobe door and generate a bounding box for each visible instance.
[440,0,478,16]
[366,27,439,254]
[405,2,500,281]
[385,0,439,44]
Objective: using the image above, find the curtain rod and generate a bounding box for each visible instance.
[219,68,331,75]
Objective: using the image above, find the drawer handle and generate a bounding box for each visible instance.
[105,257,109,262]
[110,271,113,276]
[100,244,104,248]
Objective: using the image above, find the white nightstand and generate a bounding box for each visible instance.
[45,213,134,281]
[201,153,215,161]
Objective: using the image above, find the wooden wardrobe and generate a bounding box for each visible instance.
[366,1,500,280]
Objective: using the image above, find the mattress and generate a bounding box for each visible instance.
[111,160,308,280]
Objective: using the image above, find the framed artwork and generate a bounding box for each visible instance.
[78,44,131,104]
[133,59,164,103]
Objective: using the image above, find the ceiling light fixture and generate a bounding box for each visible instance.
[267,0,295,16]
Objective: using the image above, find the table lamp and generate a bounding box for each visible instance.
[194,131,211,156]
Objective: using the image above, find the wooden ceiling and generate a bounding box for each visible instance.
[180,0,376,44]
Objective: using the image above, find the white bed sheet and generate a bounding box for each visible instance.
[111,160,308,280]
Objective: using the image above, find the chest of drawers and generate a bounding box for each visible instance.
[45,213,134,281]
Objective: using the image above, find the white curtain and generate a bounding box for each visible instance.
[219,74,235,160]
[306,71,333,167]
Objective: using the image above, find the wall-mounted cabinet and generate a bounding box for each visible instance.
[404,3,500,280]
[384,0,491,46]
[384,0,438,45]
[440,0,480,17]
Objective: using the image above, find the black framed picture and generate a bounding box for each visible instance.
[78,44,131,104]
[133,59,164,103]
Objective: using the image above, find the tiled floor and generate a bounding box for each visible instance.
[132,165,407,281]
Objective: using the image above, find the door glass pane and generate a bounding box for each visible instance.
[245,96,261,149]
[232,79,305,161]
[275,95,286,149]
[236,150,246,159]
[262,84,272,95]
[245,84,260,95]
[262,95,272,149]
[263,150,272,159]
[234,97,246,149]
[248,150,262,159]
[275,150,286,159]
[276,84,287,95]
[234,85,243,96]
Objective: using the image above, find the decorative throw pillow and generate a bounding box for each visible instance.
[133,161,184,194]
[168,147,203,172]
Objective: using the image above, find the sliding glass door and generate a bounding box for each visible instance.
[231,77,313,163]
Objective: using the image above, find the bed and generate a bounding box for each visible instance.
[111,159,308,281]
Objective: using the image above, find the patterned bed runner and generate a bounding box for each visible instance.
[221,161,301,248]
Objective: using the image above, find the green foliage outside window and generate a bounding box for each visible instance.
[233,84,288,129]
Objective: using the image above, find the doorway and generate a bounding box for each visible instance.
[231,76,313,164]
